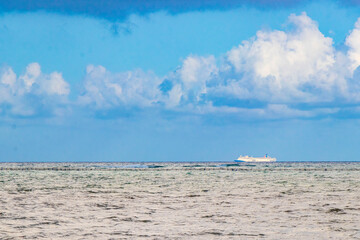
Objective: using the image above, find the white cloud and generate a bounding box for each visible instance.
[166,84,183,108]
[0,63,70,116]
[76,13,360,119]
[78,57,219,112]
[179,55,217,93]
[0,67,16,87]
[13,62,70,96]
[42,72,70,95]
[0,66,17,104]
[19,62,41,90]
[346,18,360,72]
[148,12,360,118]
[225,12,341,102]
[79,65,162,109]
[163,55,218,107]
[4,13,360,120]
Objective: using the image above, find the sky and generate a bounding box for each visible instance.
[1,0,360,161]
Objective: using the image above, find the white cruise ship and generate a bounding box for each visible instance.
[234,154,276,162]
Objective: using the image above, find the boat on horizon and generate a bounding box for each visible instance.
[235,154,276,163]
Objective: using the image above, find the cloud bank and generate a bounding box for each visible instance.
[2,13,360,119]
[0,0,307,20]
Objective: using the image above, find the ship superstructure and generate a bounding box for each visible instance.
[235,154,276,162]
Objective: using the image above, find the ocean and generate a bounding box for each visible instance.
[0,162,359,239]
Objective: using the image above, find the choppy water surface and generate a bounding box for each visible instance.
[0,162,359,239]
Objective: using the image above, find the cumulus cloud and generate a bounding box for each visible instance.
[224,13,343,102]
[161,55,218,107]
[0,63,70,116]
[15,63,70,96]
[75,13,360,119]
[5,12,360,120]
[346,18,360,72]
[78,65,161,109]
[152,12,360,118]
[77,56,219,113]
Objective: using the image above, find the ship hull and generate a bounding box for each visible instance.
[234,157,276,163]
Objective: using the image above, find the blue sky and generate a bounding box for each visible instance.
[1,0,360,161]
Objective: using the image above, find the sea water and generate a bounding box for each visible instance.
[0,162,359,239]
